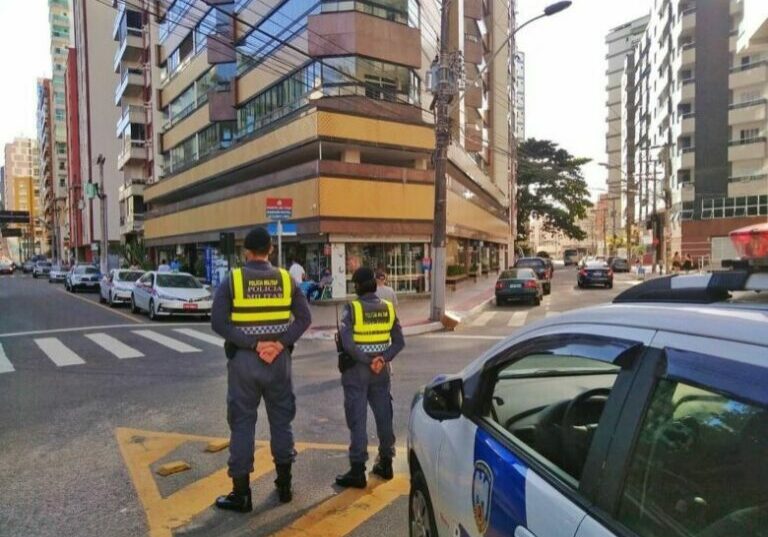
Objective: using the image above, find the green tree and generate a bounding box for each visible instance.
[517,139,593,242]
[117,239,151,270]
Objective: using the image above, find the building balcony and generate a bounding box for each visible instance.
[117,141,148,171]
[681,78,695,100]
[730,61,768,89]
[113,28,144,73]
[680,8,695,33]
[728,174,768,198]
[729,137,767,161]
[680,147,695,169]
[118,178,146,202]
[116,105,148,137]
[680,42,695,67]
[680,112,695,134]
[730,0,743,15]
[119,213,144,236]
[112,1,125,40]
[681,182,695,203]
[114,68,144,105]
[729,99,767,126]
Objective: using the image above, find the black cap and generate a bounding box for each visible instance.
[352,267,376,285]
[243,226,271,252]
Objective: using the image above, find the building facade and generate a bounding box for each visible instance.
[122,0,512,297]
[37,78,56,258]
[71,0,125,264]
[514,50,525,140]
[616,0,767,269]
[3,138,42,260]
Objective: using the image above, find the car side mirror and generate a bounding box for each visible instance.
[423,376,463,421]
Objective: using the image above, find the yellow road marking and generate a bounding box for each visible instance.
[271,475,409,537]
[57,287,141,323]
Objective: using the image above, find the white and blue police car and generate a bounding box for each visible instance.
[408,255,768,537]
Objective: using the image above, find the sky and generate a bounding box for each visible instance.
[0,0,50,169]
[0,0,653,197]
[516,0,652,198]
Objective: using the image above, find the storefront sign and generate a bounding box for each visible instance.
[267,222,297,236]
[266,198,293,220]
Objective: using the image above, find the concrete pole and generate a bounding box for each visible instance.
[97,155,108,275]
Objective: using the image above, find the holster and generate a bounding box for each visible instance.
[224,341,237,359]
[335,332,356,373]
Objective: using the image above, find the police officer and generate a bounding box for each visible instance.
[336,267,405,488]
[211,226,311,512]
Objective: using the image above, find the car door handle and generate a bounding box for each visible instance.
[515,527,536,537]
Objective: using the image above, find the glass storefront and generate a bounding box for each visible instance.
[345,242,426,294]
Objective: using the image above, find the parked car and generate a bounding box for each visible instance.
[65,265,101,292]
[514,257,553,294]
[48,264,68,283]
[32,261,52,278]
[494,268,543,306]
[131,271,212,320]
[21,260,35,273]
[100,269,145,307]
[610,257,630,273]
[578,260,614,289]
[408,269,768,537]
[0,260,14,275]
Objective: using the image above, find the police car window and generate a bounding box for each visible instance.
[156,274,202,288]
[486,353,620,482]
[617,380,767,537]
[118,271,144,282]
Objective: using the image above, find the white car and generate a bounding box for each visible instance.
[408,268,768,537]
[100,269,145,307]
[131,271,212,320]
[48,264,68,283]
[65,265,101,292]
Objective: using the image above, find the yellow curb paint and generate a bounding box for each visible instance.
[57,288,141,323]
[204,439,230,453]
[270,474,409,537]
[156,460,191,476]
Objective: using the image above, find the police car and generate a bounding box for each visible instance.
[408,226,768,537]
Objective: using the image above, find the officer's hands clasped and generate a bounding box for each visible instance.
[256,341,284,364]
[370,356,385,375]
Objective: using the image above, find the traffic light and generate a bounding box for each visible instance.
[219,232,235,256]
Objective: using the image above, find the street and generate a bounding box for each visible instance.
[0,267,634,537]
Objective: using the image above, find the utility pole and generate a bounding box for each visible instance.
[652,163,658,273]
[429,0,454,323]
[96,155,109,275]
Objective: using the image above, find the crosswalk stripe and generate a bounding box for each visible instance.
[507,311,528,327]
[0,343,14,374]
[132,330,201,353]
[172,328,224,347]
[85,333,144,359]
[34,338,86,367]
[471,311,496,327]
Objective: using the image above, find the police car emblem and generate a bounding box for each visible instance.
[472,460,493,534]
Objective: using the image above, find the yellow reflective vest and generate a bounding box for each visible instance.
[230,267,292,334]
[351,299,395,352]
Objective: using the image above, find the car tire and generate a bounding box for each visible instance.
[409,470,438,537]
[544,282,551,295]
[99,292,106,304]
[148,299,157,321]
[607,282,613,289]
[495,297,503,307]
[131,295,140,314]
[33,274,37,279]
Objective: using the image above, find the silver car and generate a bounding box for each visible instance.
[65,265,101,292]
[48,264,68,283]
[100,269,145,307]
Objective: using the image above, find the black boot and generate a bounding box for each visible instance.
[371,457,393,480]
[335,462,367,489]
[215,475,253,513]
[274,463,293,503]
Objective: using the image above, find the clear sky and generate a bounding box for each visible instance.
[0,0,50,169]
[517,0,651,198]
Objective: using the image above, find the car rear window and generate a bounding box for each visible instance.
[516,259,544,268]
[500,269,536,279]
[75,267,99,274]
[117,271,144,282]
[156,274,202,288]
[39,262,51,268]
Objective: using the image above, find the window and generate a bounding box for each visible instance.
[485,352,621,482]
[617,379,767,537]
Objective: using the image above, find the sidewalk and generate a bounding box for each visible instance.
[304,273,498,339]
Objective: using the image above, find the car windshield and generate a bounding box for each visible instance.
[586,262,608,269]
[75,267,99,275]
[516,259,543,268]
[117,271,144,282]
[500,269,536,279]
[156,274,202,289]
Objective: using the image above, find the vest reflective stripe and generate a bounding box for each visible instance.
[230,267,292,326]
[351,300,395,345]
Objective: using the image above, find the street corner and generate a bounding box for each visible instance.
[115,427,409,537]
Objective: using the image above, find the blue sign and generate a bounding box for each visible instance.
[267,222,298,236]
[204,247,213,283]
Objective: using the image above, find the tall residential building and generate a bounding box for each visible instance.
[37,78,55,257]
[123,0,512,298]
[514,50,525,140]
[616,0,766,268]
[71,0,124,263]
[3,138,42,259]
[604,16,649,246]
[48,0,73,261]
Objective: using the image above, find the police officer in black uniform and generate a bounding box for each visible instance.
[211,226,311,512]
[336,267,405,488]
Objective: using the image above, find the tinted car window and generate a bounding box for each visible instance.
[117,271,144,282]
[156,274,202,288]
[500,269,536,279]
[617,379,768,537]
[75,267,99,275]
[38,262,51,268]
[515,258,544,268]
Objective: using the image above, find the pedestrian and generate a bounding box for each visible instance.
[374,271,398,306]
[672,251,681,273]
[288,258,305,286]
[211,226,312,512]
[335,267,404,489]
[170,258,181,272]
[158,258,171,272]
[682,253,693,272]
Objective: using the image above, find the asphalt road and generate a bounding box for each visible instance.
[0,267,632,537]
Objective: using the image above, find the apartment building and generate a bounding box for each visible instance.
[3,138,42,259]
[46,0,73,261]
[605,16,649,248]
[37,79,55,257]
[125,0,512,297]
[68,0,124,264]
[514,50,525,140]
[617,0,766,268]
